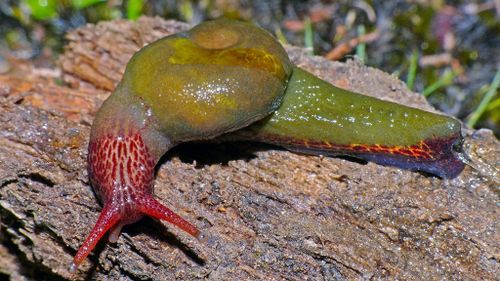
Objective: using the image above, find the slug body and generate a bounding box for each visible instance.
[72,19,464,269]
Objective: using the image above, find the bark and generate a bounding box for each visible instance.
[0,17,498,280]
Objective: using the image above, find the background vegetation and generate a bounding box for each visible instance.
[0,0,498,136]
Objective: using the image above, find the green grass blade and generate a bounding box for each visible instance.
[467,68,500,128]
[355,25,366,63]
[274,26,288,45]
[127,0,144,20]
[406,50,418,91]
[304,17,313,55]
[71,0,105,10]
[423,69,456,97]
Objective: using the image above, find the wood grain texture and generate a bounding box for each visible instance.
[0,17,498,280]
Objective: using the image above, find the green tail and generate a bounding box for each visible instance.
[233,67,464,178]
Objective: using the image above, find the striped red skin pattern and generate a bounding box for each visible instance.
[253,131,464,179]
[277,136,435,158]
[71,131,199,270]
[88,132,155,202]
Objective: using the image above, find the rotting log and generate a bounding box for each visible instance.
[0,17,499,280]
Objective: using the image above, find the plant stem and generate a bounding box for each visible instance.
[467,68,500,128]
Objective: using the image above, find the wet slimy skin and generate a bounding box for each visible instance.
[236,67,464,178]
[71,19,464,271]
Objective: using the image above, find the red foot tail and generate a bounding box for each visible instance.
[137,195,200,238]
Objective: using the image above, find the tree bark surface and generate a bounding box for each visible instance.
[0,17,498,280]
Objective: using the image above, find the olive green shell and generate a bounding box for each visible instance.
[120,19,293,142]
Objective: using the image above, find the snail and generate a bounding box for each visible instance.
[70,19,464,271]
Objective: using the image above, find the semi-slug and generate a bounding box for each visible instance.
[70,19,464,271]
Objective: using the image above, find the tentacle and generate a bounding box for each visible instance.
[137,195,199,238]
[70,204,120,272]
[108,222,126,243]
